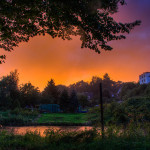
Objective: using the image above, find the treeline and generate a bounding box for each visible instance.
[0,70,124,110]
[2,70,150,113]
[0,70,80,112]
[68,73,122,104]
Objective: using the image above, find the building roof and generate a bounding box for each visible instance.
[139,72,150,77]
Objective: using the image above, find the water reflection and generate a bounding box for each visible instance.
[3,126,93,136]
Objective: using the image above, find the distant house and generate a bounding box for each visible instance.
[139,72,150,84]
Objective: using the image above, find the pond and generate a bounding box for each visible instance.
[2,126,93,136]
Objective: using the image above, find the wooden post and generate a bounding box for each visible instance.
[100,83,104,138]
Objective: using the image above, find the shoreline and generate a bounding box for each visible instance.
[1,122,91,127]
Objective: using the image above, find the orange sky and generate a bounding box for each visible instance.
[1,0,150,91]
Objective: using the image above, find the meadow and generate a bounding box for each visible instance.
[0,110,88,126]
[37,113,88,125]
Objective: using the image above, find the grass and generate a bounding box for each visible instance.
[0,110,38,126]
[0,127,150,150]
[0,110,88,126]
[37,113,88,124]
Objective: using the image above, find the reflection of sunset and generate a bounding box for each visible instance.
[1,0,150,91]
[5,126,93,137]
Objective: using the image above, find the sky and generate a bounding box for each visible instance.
[1,0,150,91]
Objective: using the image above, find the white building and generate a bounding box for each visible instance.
[139,72,150,84]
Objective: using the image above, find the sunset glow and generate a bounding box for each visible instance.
[1,0,150,91]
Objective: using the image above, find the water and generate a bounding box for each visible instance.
[2,126,93,136]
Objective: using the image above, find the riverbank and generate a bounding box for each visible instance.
[0,127,149,150]
[1,126,93,137]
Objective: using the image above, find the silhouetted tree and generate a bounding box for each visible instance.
[0,0,141,63]
[102,73,114,100]
[69,90,79,113]
[42,79,59,104]
[11,99,21,110]
[20,82,40,107]
[0,70,20,108]
[89,76,102,99]
[59,89,69,113]
[119,82,138,100]
[78,94,88,109]
[69,80,89,93]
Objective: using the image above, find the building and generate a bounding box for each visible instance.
[39,104,61,113]
[139,72,150,84]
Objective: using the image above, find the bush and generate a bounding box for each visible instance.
[0,115,28,126]
[11,108,39,117]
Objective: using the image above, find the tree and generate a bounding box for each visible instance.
[69,90,79,113]
[102,73,114,100]
[78,94,88,109]
[89,76,102,99]
[42,79,59,104]
[59,89,69,113]
[0,70,20,108]
[69,80,89,93]
[20,82,40,107]
[119,82,138,100]
[0,0,141,63]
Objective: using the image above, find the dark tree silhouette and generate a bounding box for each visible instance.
[69,90,79,113]
[0,70,20,108]
[59,89,69,113]
[78,94,88,109]
[0,0,141,63]
[20,82,40,107]
[42,79,59,104]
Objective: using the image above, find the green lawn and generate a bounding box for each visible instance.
[37,113,88,124]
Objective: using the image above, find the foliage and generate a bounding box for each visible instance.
[69,74,122,105]
[0,70,20,109]
[88,97,150,127]
[78,94,89,109]
[69,90,79,113]
[11,99,21,110]
[59,89,70,112]
[11,108,39,117]
[119,82,139,100]
[124,97,150,122]
[0,0,141,63]
[0,109,39,126]
[0,115,29,126]
[20,82,40,107]
[42,79,60,104]
[1,127,150,150]
[119,82,150,100]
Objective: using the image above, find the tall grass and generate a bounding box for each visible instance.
[0,109,39,126]
[0,124,150,150]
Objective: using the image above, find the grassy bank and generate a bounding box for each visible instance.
[37,113,88,125]
[0,110,88,126]
[0,127,150,150]
[0,109,38,126]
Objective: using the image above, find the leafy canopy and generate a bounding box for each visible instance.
[0,0,141,63]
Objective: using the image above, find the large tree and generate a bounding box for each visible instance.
[0,70,19,108]
[59,89,70,112]
[42,79,59,104]
[20,82,40,107]
[69,90,79,113]
[0,0,141,63]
